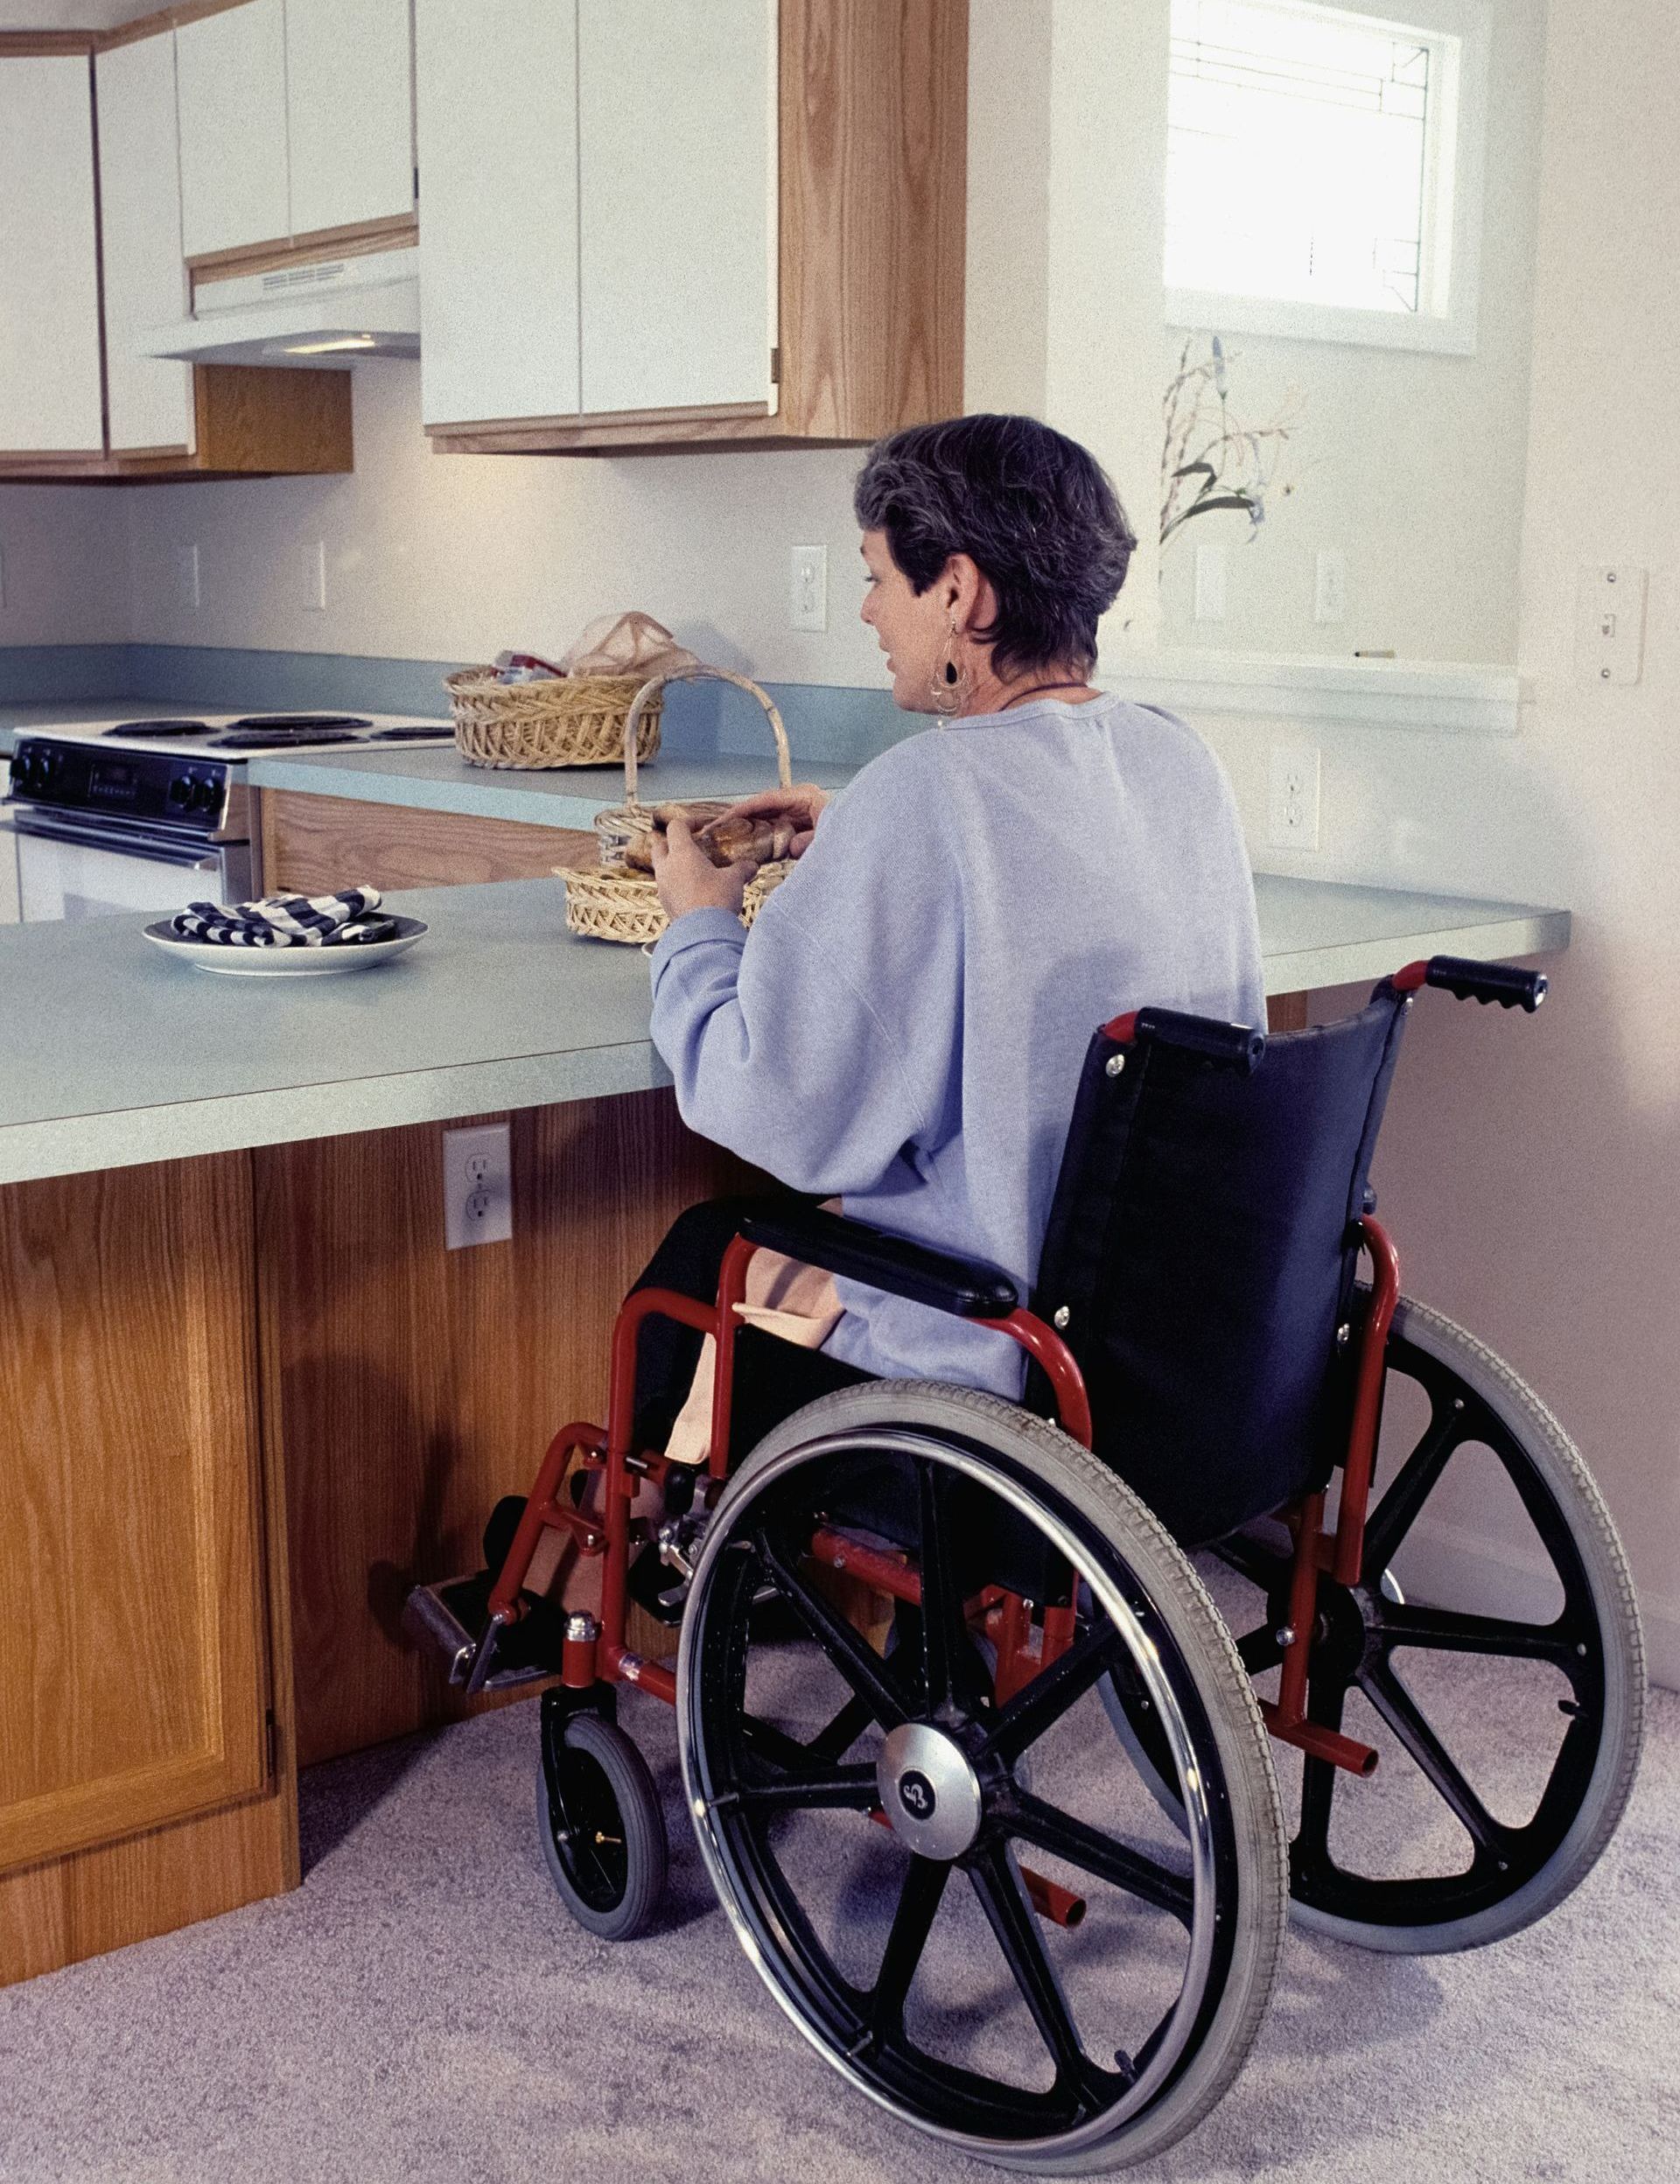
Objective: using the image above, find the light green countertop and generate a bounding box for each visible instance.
[0,874,1568,1189]
[246,743,857,826]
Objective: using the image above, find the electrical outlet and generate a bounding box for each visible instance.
[789,543,827,631]
[1314,549,1347,625]
[443,1122,512,1249]
[1194,542,1227,622]
[178,542,201,611]
[1574,564,1647,686]
[304,538,327,612]
[1267,742,1321,852]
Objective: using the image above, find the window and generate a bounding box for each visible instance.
[1164,0,1489,353]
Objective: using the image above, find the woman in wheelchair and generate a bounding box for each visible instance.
[414,418,1644,2174]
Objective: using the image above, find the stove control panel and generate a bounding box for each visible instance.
[6,738,230,832]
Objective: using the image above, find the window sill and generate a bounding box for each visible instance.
[1102,650,1525,736]
[1166,290,1477,357]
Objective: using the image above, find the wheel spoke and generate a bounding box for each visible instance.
[1006,1790,1194,1925]
[734,1762,879,1814]
[1363,1398,1464,1572]
[755,1527,910,1730]
[1360,1659,1512,1854]
[980,1619,1125,1766]
[870,1856,949,2036]
[914,1460,983,1716]
[1210,1530,1292,1592]
[1380,1601,1583,1672]
[970,1844,1123,2115]
[809,1692,876,1762]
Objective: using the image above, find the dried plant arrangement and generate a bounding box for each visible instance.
[1160,333,1300,549]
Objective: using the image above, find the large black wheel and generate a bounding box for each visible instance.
[536,1705,668,1942]
[678,1382,1287,2174]
[1214,1297,1645,1953]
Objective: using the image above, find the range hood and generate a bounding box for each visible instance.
[141,246,419,368]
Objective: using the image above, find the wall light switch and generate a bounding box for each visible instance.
[1194,542,1227,622]
[178,542,201,610]
[1314,549,1347,625]
[1267,742,1321,852]
[1575,565,1646,686]
[789,543,827,631]
[443,1122,512,1250]
[304,538,327,612]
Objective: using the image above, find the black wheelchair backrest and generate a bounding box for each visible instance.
[1031,989,1410,1545]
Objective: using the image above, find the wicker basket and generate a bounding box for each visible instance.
[445,668,663,770]
[560,667,795,945]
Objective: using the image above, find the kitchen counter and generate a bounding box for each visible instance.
[0,873,1570,1189]
[246,740,858,828]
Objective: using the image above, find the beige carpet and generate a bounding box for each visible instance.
[1,1656,1674,2183]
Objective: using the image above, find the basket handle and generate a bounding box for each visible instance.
[622,667,794,810]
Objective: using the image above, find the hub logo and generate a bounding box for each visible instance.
[899,1769,937,1820]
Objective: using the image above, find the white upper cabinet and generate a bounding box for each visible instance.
[285,0,416,238]
[0,53,103,454]
[95,34,196,454]
[416,0,580,427]
[577,0,773,415]
[176,0,290,259]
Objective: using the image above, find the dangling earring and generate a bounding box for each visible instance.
[930,616,969,718]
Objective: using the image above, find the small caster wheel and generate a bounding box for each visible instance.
[536,1712,668,1941]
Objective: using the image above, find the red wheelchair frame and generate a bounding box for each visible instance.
[466,976,1443,1795]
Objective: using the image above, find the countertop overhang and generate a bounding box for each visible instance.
[0,875,1570,1189]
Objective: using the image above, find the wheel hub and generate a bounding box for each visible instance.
[877,1722,984,1860]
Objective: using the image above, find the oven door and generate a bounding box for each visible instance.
[0,812,253,925]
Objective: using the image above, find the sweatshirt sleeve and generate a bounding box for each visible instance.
[648,750,956,1195]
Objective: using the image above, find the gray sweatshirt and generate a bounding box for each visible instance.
[648,693,1265,1396]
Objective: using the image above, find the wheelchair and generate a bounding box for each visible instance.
[406,955,1645,2174]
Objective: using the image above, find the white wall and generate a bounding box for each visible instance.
[0,484,132,645]
[1188,0,1680,1682]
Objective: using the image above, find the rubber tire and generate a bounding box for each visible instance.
[1288,1296,1646,1956]
[536,1714,668,1942]
[680,1379,1290,2177]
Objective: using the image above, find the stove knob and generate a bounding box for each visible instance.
[167,774,192,805]
[191,775,223,813]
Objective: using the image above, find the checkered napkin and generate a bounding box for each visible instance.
[171,886,396,948]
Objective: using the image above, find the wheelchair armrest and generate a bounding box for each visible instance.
[1101,1005,1267,1072]
[736,1204,1018,1320]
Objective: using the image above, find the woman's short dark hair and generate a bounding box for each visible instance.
[853,414,1136,679]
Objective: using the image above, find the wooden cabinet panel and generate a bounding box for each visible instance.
[95,32,197,455]
[578,0,774,415]
[258,788,598,896]
[0,1155,273,1880]
[285,0,416,239]
[416,0,581,428]
[176,0,290,260]
[259,1095,757,1764]
[0,52,104,456]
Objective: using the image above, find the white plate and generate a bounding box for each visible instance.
[142,915,428,976]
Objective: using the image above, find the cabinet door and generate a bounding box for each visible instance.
[0,54,103,456]
[577,0,774,416]
[285,0,416,238]
[0,1156,271,1878]
[176,0,290,259]
[95,34,196,455]
[415,0,580,427]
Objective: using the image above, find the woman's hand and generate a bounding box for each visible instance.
[651,816,751,920]
[713,782,830,860]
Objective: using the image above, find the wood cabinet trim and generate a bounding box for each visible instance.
[187,209,418,284]
[0,32,97,56]
[99,2,259,55]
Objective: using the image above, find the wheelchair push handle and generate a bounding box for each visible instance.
[1102,1005,1267,1073]
[1394,956,1548,1012]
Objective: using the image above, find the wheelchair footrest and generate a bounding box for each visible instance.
[402,1570,568,1691]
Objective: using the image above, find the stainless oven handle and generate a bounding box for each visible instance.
[0,815,222,873]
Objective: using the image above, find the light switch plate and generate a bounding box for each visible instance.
[789,544,828,631]
[1575,565,1646,686]
[0,543,8,611]
[1314,549,1347,625]
[178,542,201,611]
[304,538,327,612]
